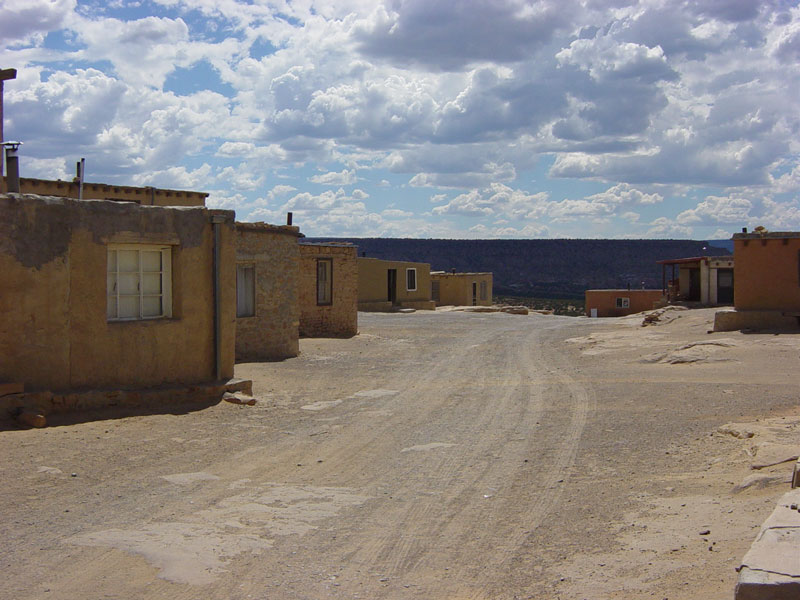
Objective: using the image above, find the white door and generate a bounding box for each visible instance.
[590,308,598,318]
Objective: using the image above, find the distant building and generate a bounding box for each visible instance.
[0,193,236,416]
[299,242,358,337]
[4,176,208,206]
[657,256,734,305]
[357,257,436,311]
[431,271,493,307]
[715,230,800,331]
[234,222,303,362]
[584,289,665,317]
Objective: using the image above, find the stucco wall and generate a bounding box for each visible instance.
[357,258,433,308]
[234,223,301,361]
[432,272,493,306]
[299,244,358,337]
[733,235,800,311]
[7,177,208,206]
[0,193,235,392]
[585,289,665,317]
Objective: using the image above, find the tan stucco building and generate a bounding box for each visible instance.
[357,257,436,311]
[299,243,358,337]
[4,176,208,207]
[657,256,735,305]
[234,222,303,362]
[431,271,493,307]
[0,193,236,410]
[584,289,665,317]
[715,231,800,331]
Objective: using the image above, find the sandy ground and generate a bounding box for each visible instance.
[1,307,798,599]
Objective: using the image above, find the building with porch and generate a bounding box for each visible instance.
[657,256,735,306]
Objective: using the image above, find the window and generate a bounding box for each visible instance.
[479,280,488,301]
[317,258,332,305]
[615,297,630,309]
[406,268,417,291]
[237,264,255,317]
[107,245,172,321]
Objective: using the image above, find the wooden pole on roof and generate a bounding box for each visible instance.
[0,68,18,194]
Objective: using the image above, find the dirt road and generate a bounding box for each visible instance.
[1,309,798,599]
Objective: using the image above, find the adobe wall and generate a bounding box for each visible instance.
[585,289,665,317]
[357,257,434,309]
[0,193,235,392]
[235,223,301,361]
[299,244,358,337]
[5,177,208,206]
[432,272,493,306]
[733,235,800,311]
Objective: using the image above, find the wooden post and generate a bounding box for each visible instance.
[0,68,18,194]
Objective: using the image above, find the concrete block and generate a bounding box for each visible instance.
[736,489,800,599]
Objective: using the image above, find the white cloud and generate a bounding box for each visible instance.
[676,195,753,225]
[309,168,357,185]
[0,0,74,46]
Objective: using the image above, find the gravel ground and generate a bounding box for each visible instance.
[1,307,798,599]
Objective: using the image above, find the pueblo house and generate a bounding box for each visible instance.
[357,257,436,311]
[584,289,665,317]
[657,256,735,305]
[234,222,303,362]
[715,229,800,331]
[299,242,358,337]
[431,271,493,307]
[0,192,237,418]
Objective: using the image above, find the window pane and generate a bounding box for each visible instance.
[407,269,416,290]
[107,272,117,294]
[141,250,162,272]
[118,295,139,318]
[118,273,139,295]
[107,296,117,319]
[142,273,161,295]
[142,296,162,317]
[118,250,138,272]
[237,264,255,317]
[107,250,117,272]
[317,260,331,304]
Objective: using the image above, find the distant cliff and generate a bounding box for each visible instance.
[305,238,730,299]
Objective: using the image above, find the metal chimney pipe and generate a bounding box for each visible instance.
[287,212,293,226]
[3,141,21,193]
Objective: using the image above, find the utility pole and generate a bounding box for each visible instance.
[0,68,18,194]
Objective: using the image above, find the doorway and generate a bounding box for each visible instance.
[387,269,397,305]
[717,268,734,304]
[472,282,477,306]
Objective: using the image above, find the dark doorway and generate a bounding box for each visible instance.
[717,268,734,304]
[472,282,477,306]
[387,269,397,305]
[688,268,701,301]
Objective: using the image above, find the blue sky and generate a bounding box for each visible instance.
[2,0,799,239]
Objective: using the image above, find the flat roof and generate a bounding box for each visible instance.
[733,231,800,239]
[235,221,303,237]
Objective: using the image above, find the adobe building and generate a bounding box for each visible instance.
[357,257,436,311]
[715,230,800,331]
[657,256,735,305]
[3,176,208,206]
[431,271,493,307]
[234,222,302,361]
[0,193,237,416]
[585,289,665,317]
[299,242,358,337]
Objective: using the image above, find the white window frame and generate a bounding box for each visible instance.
[615,297,630,309]
[406,268,417,292]
[236,263,256,318]
[107,244,172,321]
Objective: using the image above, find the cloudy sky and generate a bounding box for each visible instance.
[2,0,799,239]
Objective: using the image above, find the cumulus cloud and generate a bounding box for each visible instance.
[4,0,800,238]
[309,169,358,185]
